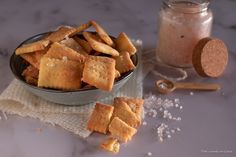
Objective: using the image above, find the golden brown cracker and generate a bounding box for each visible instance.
[60,38,88,55]
[108,117,137,143]
[45,42,86,63]
[100,137,120,153]
[22,65,39,85]
[113,101,140,127]
[114,51,135,74]
[83,31,119,56]
[90,20,114,47]
[46,26,76,42]
[70,21,92,36]
[87,103,114,134]
[15,39,50,55]
[115,70,121,79]
[38,57,83,90]
[82,56,116,91]
[115,32,137,55]
[114,97,144,121]
[20,49,47,69]
[74,36,93,54]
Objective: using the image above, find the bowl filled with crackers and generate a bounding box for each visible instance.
[10,20,138,105]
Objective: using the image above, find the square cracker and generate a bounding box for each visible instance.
[115,32,137,55]
[83,31,119,57]
[82,56,116,91]
[114,97,144,121]
[38,57,83,90]
[108,117,137,143]
[73,36,92,54]
[22,65,39,85]
[44,42,86,63]
[112,101,140,127]
[15,39,50,55]
[114,51,135,74]
[20,49,48,69]
[100,137,120,154]
[87,103,114,134]
[46,26,76,42]
[60,38,88,55]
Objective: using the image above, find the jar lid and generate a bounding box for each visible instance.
[192,37,228,77]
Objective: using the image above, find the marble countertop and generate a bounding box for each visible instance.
[1,0,236,157]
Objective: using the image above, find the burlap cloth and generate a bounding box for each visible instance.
[0,40,143,138]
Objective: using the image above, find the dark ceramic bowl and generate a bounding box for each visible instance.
[10,32,138,105]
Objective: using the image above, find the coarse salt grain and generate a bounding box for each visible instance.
[46,62,55,67]
[147,152,152,156]
[190,92,194,96]
[171,129,175,133]
[143,121,147,126]
[174,98,180,103]
[62,56,68,62]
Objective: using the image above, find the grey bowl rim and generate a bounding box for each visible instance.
[10,32,138,94]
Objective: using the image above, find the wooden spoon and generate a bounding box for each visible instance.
[156,79,221,94]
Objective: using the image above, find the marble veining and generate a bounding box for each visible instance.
[0,0,236,157]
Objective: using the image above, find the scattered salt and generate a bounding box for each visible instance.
[190,92,194,96]
[144,93,182,142]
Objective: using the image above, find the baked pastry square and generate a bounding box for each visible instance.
[114,51,135,74]
[112,101,140,127]
[108,117,137,143]
[22,65,39,85]
[87,103,114,134]
[45,42,86,63]
[100,137,120,154]
[46,26,76,42]
[60,38,88,55]
[114,97,144,122]
[115,32,137,55]
[15,39,50,55]
[20,49,48,69]
[82,56,116,91]
[38,57,83,90]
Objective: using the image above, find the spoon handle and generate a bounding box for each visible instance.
[174,83,221,91]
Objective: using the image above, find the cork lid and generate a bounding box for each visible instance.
[192,37,228,77]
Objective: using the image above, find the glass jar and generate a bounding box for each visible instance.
[157,0,213,67]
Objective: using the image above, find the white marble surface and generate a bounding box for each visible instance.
[0,0,236,157]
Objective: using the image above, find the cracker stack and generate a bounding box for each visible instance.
[87,97,144,154]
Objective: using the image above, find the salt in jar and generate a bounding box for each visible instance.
[157,0,213,67]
